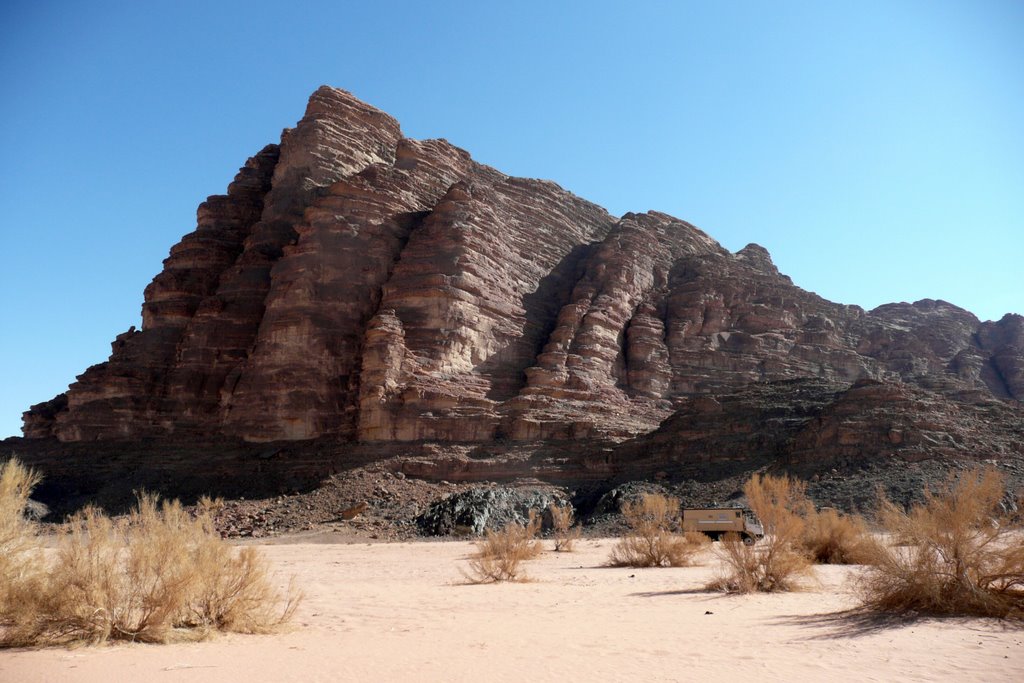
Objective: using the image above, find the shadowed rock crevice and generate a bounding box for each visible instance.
[480,241,599,402]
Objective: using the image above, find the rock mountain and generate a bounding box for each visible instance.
[19,87,1023,493]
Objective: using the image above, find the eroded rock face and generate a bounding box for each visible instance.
[22,86,1024,455]
[357,176,615,442]
[609,378,1024,480]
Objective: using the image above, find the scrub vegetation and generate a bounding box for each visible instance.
[707,474,813,593]
[857,467,1024,619]
[548,503,582,552]
[464,511,543,583]
[0,458,299,647]
[608,493,708,568]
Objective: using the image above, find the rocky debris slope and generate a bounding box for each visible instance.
[200,456,1024,540]
[204,466,479,541]
[12,435,1020,540]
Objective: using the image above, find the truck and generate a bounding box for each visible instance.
[682,507,764,545]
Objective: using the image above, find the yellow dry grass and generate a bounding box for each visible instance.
[802,507,873,565]
[0,458,43,619]
[464,511,543,583]
[608,494,706,568]
[707,473,812,592]
[857,467,1024,619]
[0,458,300,647]
[548,504,582,552]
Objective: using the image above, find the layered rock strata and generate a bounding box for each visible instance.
[609,378,1024,480]
[23,87,1023,460]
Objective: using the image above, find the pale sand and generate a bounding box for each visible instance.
[2,539,1022,682]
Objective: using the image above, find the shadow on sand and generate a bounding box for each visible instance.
[766,609,1020,640]
[626,589,1011,640]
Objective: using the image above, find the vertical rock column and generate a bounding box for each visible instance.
[220,138,475,440]
[165,87,404,436]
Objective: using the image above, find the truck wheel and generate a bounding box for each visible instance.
[742,535,755,546]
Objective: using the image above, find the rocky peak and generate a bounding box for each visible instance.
[734,242,779,274]
[21,87,1023,457]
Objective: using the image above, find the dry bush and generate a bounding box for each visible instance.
[802,507,873,565]
[708,473,812,592]
[708,532,813,593]
[0,483,299,647]
[548,504,582,552]
[857,467,1024,619]
[608,494,704,568]
[0,459,44,618]
[464,511,542,583]
[685,530,713,547]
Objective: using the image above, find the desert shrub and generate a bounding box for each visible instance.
[685,530,713,547]
[608,494,704,568]
[0,459,45,618]
[0,483,299,647]
[857,467,1024,619]
[709,532,814,593]
[802,507,872,565]
[0,458,40,542]
[548,504,582,552]
[708,473,812,592]
[465,511,542,583]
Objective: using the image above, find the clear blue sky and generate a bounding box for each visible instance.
[1,1,1021,439]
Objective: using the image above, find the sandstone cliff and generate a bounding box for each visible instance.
[22,87,1023,478]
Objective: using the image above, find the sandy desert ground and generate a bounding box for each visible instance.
[2,536,1022,682]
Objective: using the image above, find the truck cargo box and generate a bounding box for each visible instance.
[682,507,764,544]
